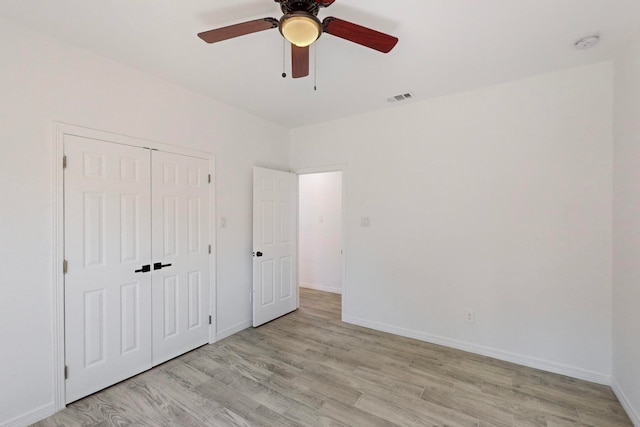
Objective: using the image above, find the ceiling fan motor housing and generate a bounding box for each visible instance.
[277,0,321,16]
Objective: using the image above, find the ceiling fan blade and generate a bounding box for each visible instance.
[198,18,278,44]
[323,17,398,53]
[291,44,310,78]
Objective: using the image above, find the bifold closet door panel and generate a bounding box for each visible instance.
[151,150,211,366]
[64,135,153,404]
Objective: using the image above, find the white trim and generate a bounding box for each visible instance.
[208,156,217,345]
[52,122,217,410]
[216,320,252,341]
[1,402,56,427]
[294,164,346,175]
[344,314,612,386]
[299,281,342,295]
[55,122,213,159]
[612,380,640,426]
[52,123,66,412]
[294,165,347,321]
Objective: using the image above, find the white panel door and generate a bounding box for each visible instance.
[253,167,298,327]
[64,135,152,403]
[151,151,210,365]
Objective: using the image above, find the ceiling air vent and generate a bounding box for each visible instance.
[387,92,414,103]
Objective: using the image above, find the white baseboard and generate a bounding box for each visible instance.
[343,315,611,386]
[299,282,342,295]
[215,320,251,341]
[1,402,56,427]
[612,380,640,426]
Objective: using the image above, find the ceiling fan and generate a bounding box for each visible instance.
[197,0,399,79]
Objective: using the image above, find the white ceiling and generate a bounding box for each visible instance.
[1,0,638,128]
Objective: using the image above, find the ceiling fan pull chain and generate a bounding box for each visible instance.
[314,41,318,91]
[282,38,287,78]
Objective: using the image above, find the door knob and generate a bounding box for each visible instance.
[255,251,263,257]
[153,262,172,270]
[135,265,151,273]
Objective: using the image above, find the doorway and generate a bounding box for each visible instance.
[298,171,344,302]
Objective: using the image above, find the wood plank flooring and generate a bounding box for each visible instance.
[34,288,633,426]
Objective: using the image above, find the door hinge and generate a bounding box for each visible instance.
[63,155,67,169]
[208,315,212,325]
[64,365,68,379]
[208,174,211,184]
[63,260,68,274]
[208,244,211,254]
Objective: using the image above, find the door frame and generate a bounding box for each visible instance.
[293,165,347,320]
[51,122,216,410]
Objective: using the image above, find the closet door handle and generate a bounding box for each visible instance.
[153,262,172,270]
[135,265,151,273]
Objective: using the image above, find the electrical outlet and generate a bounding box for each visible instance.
[360,216,371,227]
[220,217,227,229]
[464,309,475,324]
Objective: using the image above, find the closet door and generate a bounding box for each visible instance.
[64,135,152,403]
[151,151,210,365]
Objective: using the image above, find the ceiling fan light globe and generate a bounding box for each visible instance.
[281,15,321,47]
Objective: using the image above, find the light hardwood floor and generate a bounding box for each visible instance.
[35,288,632,426]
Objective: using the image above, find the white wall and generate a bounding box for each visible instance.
[291,62,614,383]
[0,18,288,426]
[299,172,343,294]
[612,33,640,426]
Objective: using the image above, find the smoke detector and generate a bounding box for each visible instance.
[574,35,600,50]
